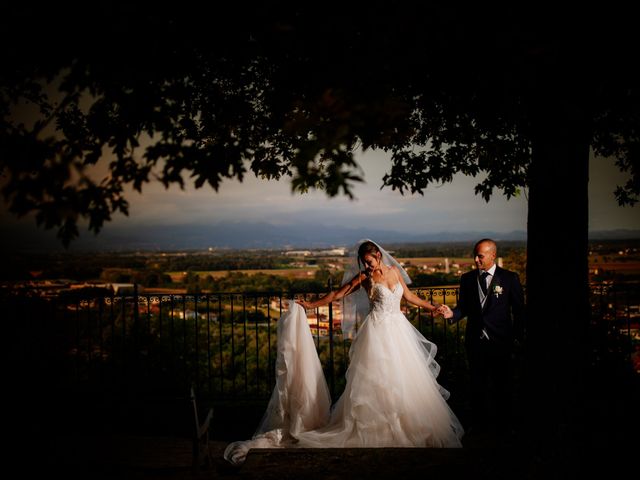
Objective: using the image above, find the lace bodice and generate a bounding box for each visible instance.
[369,282,403,314]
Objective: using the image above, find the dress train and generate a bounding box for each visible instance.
[224,287,464,465]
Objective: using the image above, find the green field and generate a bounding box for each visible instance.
[167,268,320,282]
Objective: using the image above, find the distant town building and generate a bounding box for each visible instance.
[317,248,347,256]
[284,250,312,257]
[284,248,347,257]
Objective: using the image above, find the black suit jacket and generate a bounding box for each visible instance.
[451,266,525,348]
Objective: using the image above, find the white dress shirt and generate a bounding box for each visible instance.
[478,264,497,339]
[478,263,497,303]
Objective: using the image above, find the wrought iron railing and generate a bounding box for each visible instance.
[4,282,638,409]
[589,281,640,371]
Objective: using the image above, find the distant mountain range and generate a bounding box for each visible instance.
[1,220,639,252]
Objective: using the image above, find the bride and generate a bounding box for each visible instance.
[224,239,464,464]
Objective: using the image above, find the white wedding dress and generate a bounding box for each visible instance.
[224,281,464,464]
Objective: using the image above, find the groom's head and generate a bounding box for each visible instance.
[474,239,497,271]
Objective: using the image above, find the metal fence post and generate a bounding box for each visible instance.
[328,277,335,398]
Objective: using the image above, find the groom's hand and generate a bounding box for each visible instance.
[438,305,454,319]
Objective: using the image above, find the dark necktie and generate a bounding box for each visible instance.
[480,271,490,295]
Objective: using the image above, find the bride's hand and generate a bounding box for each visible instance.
[296,299,311,310]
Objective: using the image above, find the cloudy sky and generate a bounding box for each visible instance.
[108,147,636,232]
[118,148,527,232]
[1,146,638,250]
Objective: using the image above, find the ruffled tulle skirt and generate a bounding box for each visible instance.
[224,302,464,464]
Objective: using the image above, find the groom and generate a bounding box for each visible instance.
[440,239,525,436]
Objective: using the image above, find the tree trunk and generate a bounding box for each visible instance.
[526,98,591,442]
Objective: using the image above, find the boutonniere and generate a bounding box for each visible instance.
[492,285,503,298]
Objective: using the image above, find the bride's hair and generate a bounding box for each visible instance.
[357,241,381,272]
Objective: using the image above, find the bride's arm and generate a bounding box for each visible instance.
[393,266,439,312]
[296,273,366,310]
